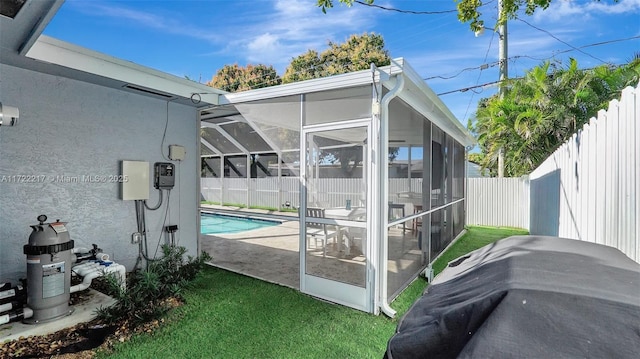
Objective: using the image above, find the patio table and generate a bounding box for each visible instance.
[324,207,366,221]
[323,207,367,254]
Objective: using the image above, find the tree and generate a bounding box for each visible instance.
[282,32,394,173]
[282,33,390,83]
[208,33,397,173]
[471,57,640,176]
[210,33,390,90]
[207,64,281,92]
[282,49,324,83]
[317,0,617,31]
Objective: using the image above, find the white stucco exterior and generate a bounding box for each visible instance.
[0,63,200,281]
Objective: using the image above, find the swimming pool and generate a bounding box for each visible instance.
[201,213,281,234]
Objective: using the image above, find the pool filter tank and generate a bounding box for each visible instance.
[23,215,74,324]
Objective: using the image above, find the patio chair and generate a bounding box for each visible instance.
[388,201,406,232]
[306,207,340,257]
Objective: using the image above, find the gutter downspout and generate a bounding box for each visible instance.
[379,74,405,318]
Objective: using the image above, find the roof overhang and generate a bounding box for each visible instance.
[212,58,475,147]
[0,0,63,55]
[391,58,476,147]
[0,0,223,108]
[217,61,403,105]
[24,36,223,106]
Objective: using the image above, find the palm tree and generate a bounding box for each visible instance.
[470,56,640,177]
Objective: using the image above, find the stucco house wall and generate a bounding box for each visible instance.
[0,63,199,282]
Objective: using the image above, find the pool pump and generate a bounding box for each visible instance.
[23,215,75,324]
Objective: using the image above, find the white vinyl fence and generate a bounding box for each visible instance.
[529,84,639,262]
[467,177,529,229]
[201,177,300,209]
[201,178,425,212]
[201,177,533,230]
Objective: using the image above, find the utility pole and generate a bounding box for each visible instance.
[497,0,507,177]
[474,0,508,177]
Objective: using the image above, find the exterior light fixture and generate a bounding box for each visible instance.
[0,102,20,126]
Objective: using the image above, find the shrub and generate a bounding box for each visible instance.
[96,245,211,326]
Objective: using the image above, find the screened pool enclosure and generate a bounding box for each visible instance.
[199,59,475,315]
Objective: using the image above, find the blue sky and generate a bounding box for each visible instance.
[44,0,639,126]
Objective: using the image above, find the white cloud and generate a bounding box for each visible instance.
[583,0,640,14]
[223,0,380,71]
[536,0,640,21]
[247,33,281,52]
[246,33,283,64]
[67,0,222,43]
[508,33,566,55]
[65,0,380,72]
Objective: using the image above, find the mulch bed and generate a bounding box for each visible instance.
[0,278,181,358]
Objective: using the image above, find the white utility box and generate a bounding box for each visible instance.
[120,160,149,200]
[169,145,186,161]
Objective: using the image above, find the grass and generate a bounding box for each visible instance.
[98,226,527,359]
[431,226,528,275]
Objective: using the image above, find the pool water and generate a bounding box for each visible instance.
[201,213,281,234]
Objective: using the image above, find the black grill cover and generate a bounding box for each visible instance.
[385,236,640,359]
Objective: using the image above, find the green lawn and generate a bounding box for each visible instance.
[99,226,527,359]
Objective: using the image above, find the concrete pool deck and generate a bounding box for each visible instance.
[201,218,301,289]
[199,205,425,298]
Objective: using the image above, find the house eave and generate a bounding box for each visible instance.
[24,35,224,106]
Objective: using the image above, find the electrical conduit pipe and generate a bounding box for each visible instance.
[379,73,405,318]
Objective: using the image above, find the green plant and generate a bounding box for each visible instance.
[96,245,211,326]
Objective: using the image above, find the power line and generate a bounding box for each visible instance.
[507,35,640,74]
[423,35,640,84]
[425,62,498,80]
[208,33,639,93]
[552,35,640,57]
[462,30,496,121]
[516,17,608,64]
[436,59,633,97]
[353,0,457,14]
[437,79,503,96]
